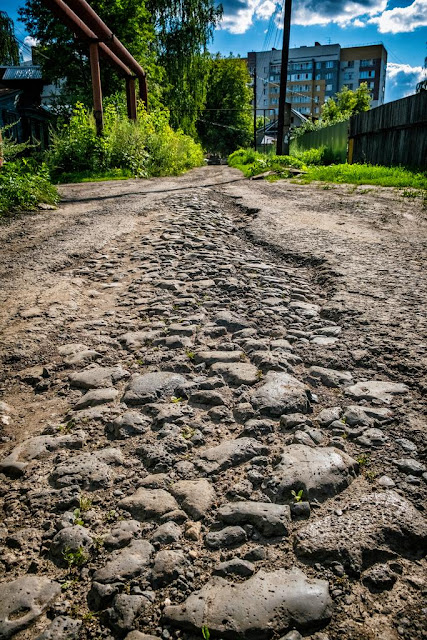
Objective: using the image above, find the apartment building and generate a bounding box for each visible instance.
[247,42,387,119]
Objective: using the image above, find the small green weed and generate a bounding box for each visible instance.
[73,508,84,527]
[357,453,370,468]
[181,426,196,440]
[291,489,304,503]
[171,396,183,403]
[202,626,211,640]
[105,510,117,523]
[256,370,263,380]
[61,579,79,591]
[63,546,89,570]
[79,495,92,512]
[186,350,196,360]
[93,537,104,551]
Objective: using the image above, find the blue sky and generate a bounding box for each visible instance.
[3,0,426,102]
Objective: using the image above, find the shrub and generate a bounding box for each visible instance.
[0,158,59,216]
[48,102,204,182]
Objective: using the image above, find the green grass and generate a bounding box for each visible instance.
[228,148,427,190]
[0,159,59,217]
[228,148,306,178]
[56,168,134,184]
[299,163,427,189]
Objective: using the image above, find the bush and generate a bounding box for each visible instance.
[0,158,59,216]
[48,102,204,181]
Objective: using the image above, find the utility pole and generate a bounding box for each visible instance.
[276,0,292,155]
[252,70,257,151]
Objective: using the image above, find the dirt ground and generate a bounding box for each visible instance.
[0,166,425,640]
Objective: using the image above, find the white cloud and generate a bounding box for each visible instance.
[387,61,426,82]
[255,0,276,20]
[369,0,427,32]
[24,36,38,48]
[21,36,38,62]
[219,0,393,32]
[385,62,426,97]
[220,0,263,34]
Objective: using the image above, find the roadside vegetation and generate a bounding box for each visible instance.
[228,148,427,190]
[0,132,59,217]
[48,102,204,183]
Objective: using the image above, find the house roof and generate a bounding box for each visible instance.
[1,66,43,81]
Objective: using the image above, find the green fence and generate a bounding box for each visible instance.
[293,119,349,163]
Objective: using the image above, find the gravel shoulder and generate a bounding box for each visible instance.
[0,166,425,640]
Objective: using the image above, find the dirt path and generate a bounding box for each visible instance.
[0,166,425,640]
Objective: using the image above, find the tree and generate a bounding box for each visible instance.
[321,83,371,124]
[0,11,19,66]
[19,0,158,110]
[19,0,221,132]
[147,0,222,135]
[197,55,253,156]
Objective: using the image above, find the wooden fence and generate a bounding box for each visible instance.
[294,91,427,169]
[349,91,427,169]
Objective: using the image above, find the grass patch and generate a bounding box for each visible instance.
[228,148,306,178]
[297,163,427,189]
[229,148,427,190]
[56,168,134,184]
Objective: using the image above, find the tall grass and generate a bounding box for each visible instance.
[228,148,305,177]
[300,164,427,189]
[48,103,204,182]
[0,159,59,217]
[228,147,427,189]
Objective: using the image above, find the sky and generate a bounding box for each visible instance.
[3,0,427,102]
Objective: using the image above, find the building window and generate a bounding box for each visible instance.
[347,61,354,68]
[360,70,375,79]
[315,84,321,91]
[367,81,375,88]
[325,73,333,80]
[264,99,268,105]
[360,59,373,67]
[315,73,321,80]
[345,73,353,80]
[314,107,319,114]
[326,61,334,68]
[326,84,333,91]
[346,84,353,90]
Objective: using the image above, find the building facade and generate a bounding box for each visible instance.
[248,42,387,119]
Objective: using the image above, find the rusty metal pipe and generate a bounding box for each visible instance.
[64,0,146,78]
[63,0,148,107]
[41,0,132,76]
[89,42,103,134]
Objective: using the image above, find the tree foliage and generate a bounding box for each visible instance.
[0,11,19,66]
[18,0,221,132]
[197,55,253,156]
[147,0,222,134]
[294,83,371,137]
[19,0,158,109]
[321,82,371,123]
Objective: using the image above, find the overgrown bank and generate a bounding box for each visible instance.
[48,103,204,183]
[0,102,204,216]
[228,148,427,190]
